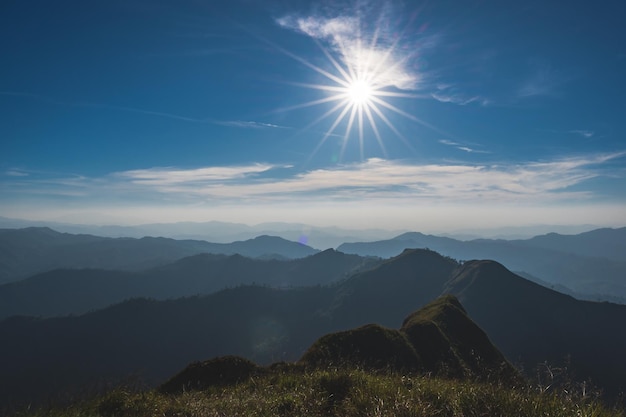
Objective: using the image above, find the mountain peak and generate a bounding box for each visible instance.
[393,231,427,240]
[299,295,518,381]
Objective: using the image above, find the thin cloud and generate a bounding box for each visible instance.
[214,120,288,129]
[430,84,488,106]
[5,170,29,177]
[570,130,595,138]
[431,92,483,106]
[517,62,572,99]
[438,139,490,154]
[115,164,280,186]
[8,153,624,205]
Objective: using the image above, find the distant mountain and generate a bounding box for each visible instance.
[0,249,376,318]
[0,228,318,284]
[514,227,626,261]
[0,216,404,249]
[337,229,626,301]
[2,249,625,408]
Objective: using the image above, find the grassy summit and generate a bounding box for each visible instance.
[300,294,518,383]
[21,369,623,417]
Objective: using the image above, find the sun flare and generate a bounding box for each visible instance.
[274,13,434,162]
[347,78,374,106]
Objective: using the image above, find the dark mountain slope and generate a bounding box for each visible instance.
[0,249,375,318]
[0,269,139,318]
[445,260,626,395]
[0,228,318,284]
[327,249,458,328]
[0,286,334,408]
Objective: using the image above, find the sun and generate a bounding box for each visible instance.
[269,14,437,162]
[347,78,374,106]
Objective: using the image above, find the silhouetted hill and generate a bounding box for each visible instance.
[159,356,263,394]
[300,323,421,372]
[0,249,376,318]
[301,295,517,381]
[1,249,625,408]
[0,228,318,284]
[327,249,459,327]
[218,235,318,258]
[400,295,517,381]
[337,228,626,301]
[338,232,459,258]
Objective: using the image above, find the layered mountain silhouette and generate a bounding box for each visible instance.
[4,226,624,302]
[0,249,376,318]
[160,296,518,394]
[2,249,625,408]
[0,227,318,284]
[337,229,626,302]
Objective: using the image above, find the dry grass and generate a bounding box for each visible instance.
[19,368,624,417]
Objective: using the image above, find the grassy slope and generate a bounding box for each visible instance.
[19,369,623,417]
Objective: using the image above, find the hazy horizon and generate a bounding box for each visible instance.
[0,213,618,242]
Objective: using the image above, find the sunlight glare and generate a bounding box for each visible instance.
[347,78,373,106]
[272,12,433,162]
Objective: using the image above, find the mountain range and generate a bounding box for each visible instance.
[338,229,626,302]
[0,249,376,318]
[0,227,318,284]
[1,249,625,409]
[0,217,403,250]
[2,226,625,305]
[0,216,604,249]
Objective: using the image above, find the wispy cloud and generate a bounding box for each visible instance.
[431,92,487,106]
[213,120,288,129]
[570,130,595,138]
[6,153,624,205]
[430,84,488,106]
[517,61,571,99]
[5,169,29,177]
[115,164,280,186]
[438,139,490,154]
[276,8,425,91]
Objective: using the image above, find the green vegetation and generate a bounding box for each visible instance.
[299,323,421,372]
[19,368,623,417]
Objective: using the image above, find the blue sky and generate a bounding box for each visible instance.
[1,0,625,231]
